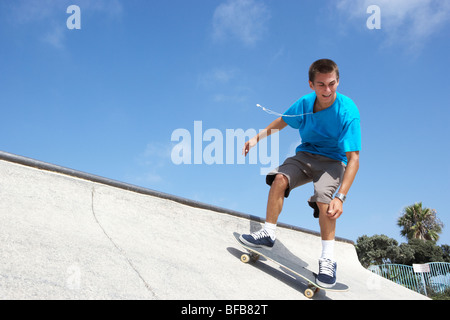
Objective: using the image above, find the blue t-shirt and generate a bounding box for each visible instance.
[282,92,361,165]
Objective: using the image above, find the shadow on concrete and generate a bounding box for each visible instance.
[226,246,330,300]
[228,222,331,299]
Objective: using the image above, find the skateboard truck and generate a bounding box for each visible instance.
[240,252,259,263]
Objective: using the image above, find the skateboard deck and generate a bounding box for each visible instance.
[233,232,349,298]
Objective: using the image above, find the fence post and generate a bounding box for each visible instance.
[413,264,430,296]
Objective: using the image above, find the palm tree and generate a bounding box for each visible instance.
[397,202,443,242]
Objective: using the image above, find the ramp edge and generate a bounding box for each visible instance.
[0,150,354,244]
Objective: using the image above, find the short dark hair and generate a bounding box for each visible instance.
[309,59,339,83]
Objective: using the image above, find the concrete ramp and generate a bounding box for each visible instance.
[0,151,427,300]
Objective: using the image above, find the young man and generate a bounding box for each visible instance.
[240,59,361,288]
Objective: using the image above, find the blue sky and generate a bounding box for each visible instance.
[1,0,449,246]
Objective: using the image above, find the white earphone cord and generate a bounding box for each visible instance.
[256,104,313,117]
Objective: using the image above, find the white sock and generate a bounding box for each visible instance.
[264,222,277,240]
[321,239,335,260]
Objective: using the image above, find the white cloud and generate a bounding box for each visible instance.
[336,0,450,51]
[81,0,123,19]
[131,142,173,185]
[140,143,172,168]
[42,24,65,49]
[212,0,271,47]
[212,91,249,103]
[197,67,253,104]
[198,68,239,88]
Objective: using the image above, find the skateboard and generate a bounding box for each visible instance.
[233,232,349,298]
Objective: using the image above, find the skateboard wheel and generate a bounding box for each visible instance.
[240,254,250,263]
[304,288,315,298]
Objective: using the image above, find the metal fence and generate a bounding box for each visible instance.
[368,262,450,297]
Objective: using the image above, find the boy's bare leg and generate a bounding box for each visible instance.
[317,202,336,240]
[265,174,289,224]
[316,201,338,287]
[239,174,288,248]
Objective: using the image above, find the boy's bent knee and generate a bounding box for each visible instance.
[272,174,289,190]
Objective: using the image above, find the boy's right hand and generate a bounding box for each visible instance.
[242,137,258,157]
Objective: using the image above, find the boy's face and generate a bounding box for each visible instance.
[309,71,339,108]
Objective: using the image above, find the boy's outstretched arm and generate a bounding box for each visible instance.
[242,117,288,157]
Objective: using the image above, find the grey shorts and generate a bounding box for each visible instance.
[266,152,346,205]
